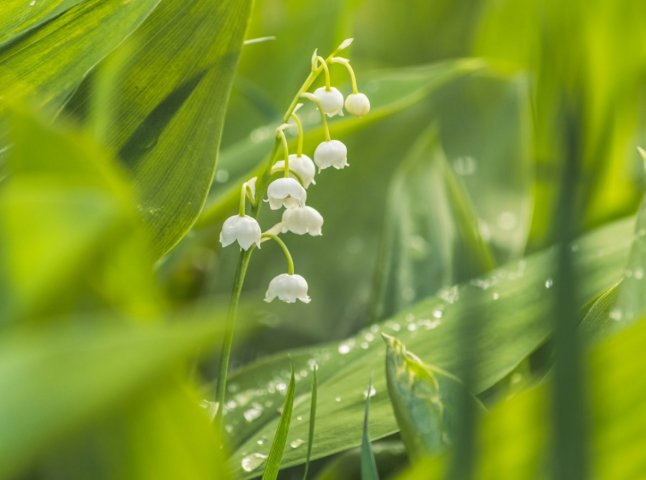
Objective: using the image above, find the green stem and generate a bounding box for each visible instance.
[301,93,331,141]
[277,128,290,177]
[333,59,358,93]
[238,185,246,216]
[316,55,332,90]
[262,233,294,274]
[215,248,254,427]
[291,112,304,156]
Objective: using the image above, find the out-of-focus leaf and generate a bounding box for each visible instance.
[303,366,318,480]
[396,315,646,479]
[224,217,635,477]
[0,109,159,323]
[65,0,253,257]
[371,128,494,321]
[0,0,159,115]
[37,384,230,480]
[261,368,296,480]
[0,318,226,479]
[360,378,379,480]
[383,334,483,459]
[315,441,407,480]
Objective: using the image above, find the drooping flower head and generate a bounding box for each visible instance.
[264,273,311,303]
[313,86,344,117]
[219,215,262,250]
[273,154,317,189]
[313,140,348,171]
[266,177,307,210]
[345,92,370,116]
[281,206,324,236]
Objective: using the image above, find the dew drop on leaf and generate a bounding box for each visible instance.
[241,453,268,472]
[289,438,305,449]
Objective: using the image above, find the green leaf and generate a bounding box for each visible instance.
[0,109,159,323]
[383,334,484,459]
[360,379,379,480]
[315,441,407,480]
[396,315,646,479]
[67,0,253,257]
[262,368,296,480]
[0,0,159,115]
[371,127,494,320]
[0,317,226,479]
[224,216,635,476]
[303,366,318,480]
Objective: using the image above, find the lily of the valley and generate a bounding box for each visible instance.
[266,177,307,210]
[313,86,344,117]
[313,139,348,171]
[219,215,262,250]
[273,154,316,188]
[264,273,311,304]
[345,92,370,116]
[281,206,324,236]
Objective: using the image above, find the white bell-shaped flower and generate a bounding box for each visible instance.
[266,177,307,210]
[264,273,311,304]
[313,140,348,171]
[281,206,323,236]
[345,93,370,116]
[273,154,316,188]
[313,86,344,117]
[219,215,262,250]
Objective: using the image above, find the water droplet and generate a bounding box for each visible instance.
[438,286,459,304]
[199,400,218,420]
[418,318,441,330]
[385,320,401,332]
[256,438,266,446]
[544,278,554,289]
[338,340,355,355]
[492,291,500,301]
[360,341,370,349]
[363,386,376,399]
[407,323,417,332]
[497,211,517,231]
[243,403,263,422]
[215,169,229,183]
[335,396,342,402]
[241,453,268,472]
[276,382,287,394]
[634,268,644,280]
[609,308,623,321]
[452,156,477,176]
[289,438,305,449]
[296,415,303,422]
[432,309,443,319]
[29,0,36,5]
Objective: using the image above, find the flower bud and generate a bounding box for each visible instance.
[273,154,316,188]
[281,206,323,236]
[313,140,348,171]
[313,86,344,117]
[264,273,311,303]
[266,177,307,210]
[345,92,370,116]
[219,215,262,250]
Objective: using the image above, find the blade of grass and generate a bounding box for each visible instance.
[302,364,318,480]
[262,367,296,480]
[361,379,379,480]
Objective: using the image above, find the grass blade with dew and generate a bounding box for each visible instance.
[262,365,296,480]
[361,378,379,480]
[302,363,318,480]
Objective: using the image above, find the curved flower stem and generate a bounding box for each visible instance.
[291,112,304,156]
[277,128,290,177]
[331,57,358,93]
[215,248,254,427]
[316,55,332,90]
[301,92,332,141]
[238,185,246,216]
[262,233,295,274]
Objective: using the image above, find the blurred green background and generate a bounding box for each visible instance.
[2,0,646,478]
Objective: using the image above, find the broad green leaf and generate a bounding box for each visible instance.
[371,127,494,321]
[224,216,635,477]
[0,109,159,323]
[396,315,646,479]
[383,334,484,459]
[261,368,296,480]
[0,317,226,479]
[360,379,379,480]
[0,0,86,47]
[0,0,159,115]
[65,0,253,257]
[197,59,486,227]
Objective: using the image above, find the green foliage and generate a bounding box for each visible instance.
[360,379,379,480]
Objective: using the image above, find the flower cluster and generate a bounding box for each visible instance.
[219,39,370,304]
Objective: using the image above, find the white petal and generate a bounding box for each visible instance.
[273,154,316,188]
[281,206,323,236]
[264,273,310,303]
[219,215,262,250]
[313,87,344,117]
[313,140,348,171]
[344,93,371,116]
[267,177,307,210]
